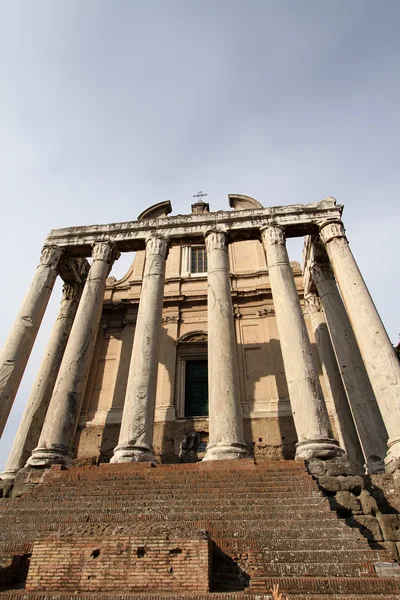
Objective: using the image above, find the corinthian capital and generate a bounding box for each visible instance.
[319,221,346,245]
[204,230,227,253]
[305,293,321,315]
[40,245,64,268]
[61,282,83,302]
[261,225,285,247]
[145,236,169,259]
[311,260,335,285]
[92,241,121,264]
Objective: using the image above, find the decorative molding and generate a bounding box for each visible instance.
[261,225,285,247]
[257,308,275,317]
[233,307,242,319]
[204,230,227,253]
[162,315,180,324]
[319,220,346,245]
[177,330,208,344]
[92,241,121,264]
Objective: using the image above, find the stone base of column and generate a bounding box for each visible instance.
[295,438,345,461]
[0,468,18,481]
[26,445,73,468]
[202,442,249,461]
[384,437,400,475]
[110,443,157,464]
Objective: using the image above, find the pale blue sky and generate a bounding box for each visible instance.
[0,1,399,468]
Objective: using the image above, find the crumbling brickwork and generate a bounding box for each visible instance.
[26,524,210,593]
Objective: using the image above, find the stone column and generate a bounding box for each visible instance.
[305,292,365,473]
[111,236,169,463]
[27,242,120,467]
[1,283,83,479]
[261,224,343,461]
[319,221,400,474]
[310,253,387,473]
[0,245,64,437]
[202,230,248,461]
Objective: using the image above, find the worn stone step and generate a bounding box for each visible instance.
[250,549,388,564]
[215,536,369,551]
[251,562,378,578]
[258,576,400,594]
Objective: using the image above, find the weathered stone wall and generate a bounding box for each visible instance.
[312,464,400,561]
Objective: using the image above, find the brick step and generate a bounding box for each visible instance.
[1,594,400,600]
[250,561,378,578]
[20,490,322,500]
[0,494,327,505]
[0,509,346,530]
[27,481,318,493]
[215,537,369,551]
[0,505,333,519]
[250,549,388,564]
[258,576,400,594]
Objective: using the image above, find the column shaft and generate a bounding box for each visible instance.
[0,245,63,437]
[311,253,387,473]
[202,230,248,461]
[1,283,82,479]
[27,242,119,467]
[262,225,343,461]
[319,221,400,473]
[111,236,168,463]
[305,293,365,473]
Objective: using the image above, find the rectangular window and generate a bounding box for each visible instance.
[190,247,207,274]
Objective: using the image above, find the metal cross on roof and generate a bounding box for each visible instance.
[193,191,208,200]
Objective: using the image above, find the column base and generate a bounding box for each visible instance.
[0,468,18,481]
[384,437,400,475]
[110,443,157,464]
[295,438,344,461]
[202,442,249,461]
[26,445,73,468]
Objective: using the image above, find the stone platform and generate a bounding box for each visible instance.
[1,459,400,598]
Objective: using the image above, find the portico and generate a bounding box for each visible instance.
[1,196,399,478]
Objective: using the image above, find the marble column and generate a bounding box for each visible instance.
[1,283,83,479]
[305,292,365,473]
[111,236,169,463]
[27,241,120,467]
[319,221,400,474]
[261,224,343,461]
[202,230,248,461]
[310,253,387,473]
[0,245,64,437]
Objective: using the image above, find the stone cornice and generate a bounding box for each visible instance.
[44,198,343,258]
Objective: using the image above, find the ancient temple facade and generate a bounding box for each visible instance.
[1,195,400,479]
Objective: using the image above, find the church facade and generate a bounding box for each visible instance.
[1,195,400,479]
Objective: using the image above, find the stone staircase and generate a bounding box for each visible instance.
[1,459,400,599]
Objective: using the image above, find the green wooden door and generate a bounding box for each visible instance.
[184,360,208,417]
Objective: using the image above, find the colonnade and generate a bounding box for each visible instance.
[1,217,400,479]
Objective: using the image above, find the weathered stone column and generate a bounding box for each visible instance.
[310,252,387,473]
[305,292,365,473]
[27,242,120,467]
[111,236,169,463]
[261,224,343,461]
[319,221,400,474]
[0,245,64,437]
[202,230,248,461]
[1,283,83,479]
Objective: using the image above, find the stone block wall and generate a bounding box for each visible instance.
[26,527,211,593]
[312,464,400,561]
